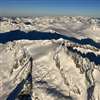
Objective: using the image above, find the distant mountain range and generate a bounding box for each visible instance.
[0,16,100,42]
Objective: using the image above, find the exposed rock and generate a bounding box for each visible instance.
[0,39,100,100]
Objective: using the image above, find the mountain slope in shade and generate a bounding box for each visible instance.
[0,16,100,42]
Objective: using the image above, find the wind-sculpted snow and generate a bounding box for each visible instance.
[0,39,100,100]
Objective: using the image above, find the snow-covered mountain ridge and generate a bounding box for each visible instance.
[0,16,100,42]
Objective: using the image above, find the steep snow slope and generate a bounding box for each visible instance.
[0,16,100,100]
[0,39,100,100]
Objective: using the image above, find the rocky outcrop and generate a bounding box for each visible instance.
[0,39,100,100]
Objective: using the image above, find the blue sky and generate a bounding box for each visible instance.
[0,0,100,17]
